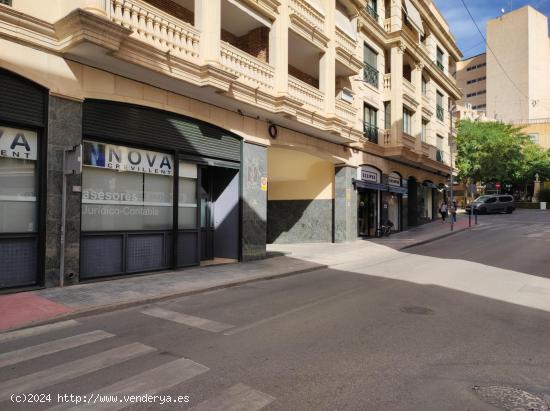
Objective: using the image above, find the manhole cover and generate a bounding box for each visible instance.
[473,385,549,411]
[399,306,434,315]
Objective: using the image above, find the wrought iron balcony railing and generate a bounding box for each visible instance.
[363,122,379,144]
[436,105,444,121]
[436,60,445,71]
[366,4,379,21]
[436,149,444,163]
[363,64,379,88]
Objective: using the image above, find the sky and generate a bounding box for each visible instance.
[433,0,550,58]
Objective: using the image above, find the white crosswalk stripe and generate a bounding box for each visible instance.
[190,384,275,411]
[141,307,234,332]
[0,330,114,368]
[0,320,79,344]
[0,343,155,401]
[48,358,209,411]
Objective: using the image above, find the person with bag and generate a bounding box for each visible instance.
[439,201,448,222]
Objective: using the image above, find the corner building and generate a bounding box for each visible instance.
[0,0,460,290]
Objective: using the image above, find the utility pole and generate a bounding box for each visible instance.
[449,105,456,232]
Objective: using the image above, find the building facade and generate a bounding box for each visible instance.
[456,6,550,124]
[0,0,460,291]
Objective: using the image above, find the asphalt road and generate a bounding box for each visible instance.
[408,209,550,278]
[1,210,550,411]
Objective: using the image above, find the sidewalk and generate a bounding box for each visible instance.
[368,214,476,250]
[0,215,478,334]
[0,256,325,333]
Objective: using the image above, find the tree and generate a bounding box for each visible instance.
[515,142,550,184]
[455,120,527,185]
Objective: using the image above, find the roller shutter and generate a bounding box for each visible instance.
[0,69,46,126]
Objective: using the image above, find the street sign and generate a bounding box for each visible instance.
[495,182,501,189]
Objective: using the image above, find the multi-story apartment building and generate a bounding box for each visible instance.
[0,0,460,290]
[457,6,550,124]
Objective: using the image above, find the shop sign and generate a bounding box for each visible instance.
[359,166,381,184]
[0,126,38,161]
[83,141,173,175]
[388,172,401,187]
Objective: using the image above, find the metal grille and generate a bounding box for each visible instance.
[80,235,123,279]
[126,234,166,272]
[0,237,37,287]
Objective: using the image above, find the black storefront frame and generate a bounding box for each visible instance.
[79,137,242,280]
[0,73,48,292]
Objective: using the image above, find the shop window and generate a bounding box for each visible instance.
[81,142,174,232]
[0,126,38,233]
[178,161,198,229]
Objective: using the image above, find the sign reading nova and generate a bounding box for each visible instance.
[0,126,38,161]
[83,141,173,175]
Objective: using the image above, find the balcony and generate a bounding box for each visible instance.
[402,132,416,150]
[288,75,324,112]
[220,42,275,90]
[335,27,363,74]
[289,0,328,48]
[436,105,444,121]
[436,60,445,71]
[436,149,445,163]
[109,0,200,62]
[363,64,379,89]
[421,142,437,159]
[336,99,357,125]
[363,122,379,144]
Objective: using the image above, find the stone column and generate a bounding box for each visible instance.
[334,165,357,242]
[320,0,336,115]
[390,43,405,145]
[195,0,221,64]
[390,0,403,32]
[83,0,107,16]
[242,142,268,261]
[269,0,289,95]
[45,96,82,287]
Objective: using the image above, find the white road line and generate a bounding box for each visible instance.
[0,330,114,368]
[224,288,358,336]
[190,384,275,411]
[48,358,209,411]
[141,307,234,333]
[0,320,79,344]
[0,343,155,401]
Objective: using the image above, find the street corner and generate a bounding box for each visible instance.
[0,292,74,332]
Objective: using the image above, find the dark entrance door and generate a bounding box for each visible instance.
[358,190,379,237]
[200,166,239,262]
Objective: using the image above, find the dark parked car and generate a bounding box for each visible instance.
[465,195,515,214]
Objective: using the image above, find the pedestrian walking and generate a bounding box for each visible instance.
[450,201,457,223]
[439,201,448,222]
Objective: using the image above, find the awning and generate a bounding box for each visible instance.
[353,179,388,192]
[403,0,424,36]
[388,186,408,194]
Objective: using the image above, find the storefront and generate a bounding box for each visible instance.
[80,100,241,280]
[354,166,404,237]
[0,69,47,290]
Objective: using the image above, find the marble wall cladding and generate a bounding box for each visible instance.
[241,143,267,261]
[334,166,358,243]
[267,199,333,244]
[45,96,82,287]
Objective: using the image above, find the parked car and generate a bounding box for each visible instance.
[465,195,515,214]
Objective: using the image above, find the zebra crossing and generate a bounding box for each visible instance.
[0,318,275,411]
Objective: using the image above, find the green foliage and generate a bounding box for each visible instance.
[455,120,550,185]
[540,189,550,203]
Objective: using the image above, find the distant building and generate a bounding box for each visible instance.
[456,6,550,146]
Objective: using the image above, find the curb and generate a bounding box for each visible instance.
[399,226,470,250]
[0,264,328,334]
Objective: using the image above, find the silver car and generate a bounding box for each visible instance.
[465,195,515,214]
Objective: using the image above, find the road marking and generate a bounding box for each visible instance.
[141,307,233,332]
[0,320,79,344]
[190,384,275,411]
[0,330,114,368]
[224,288,358,336]
[0,343,155,401]
[48,358,209,411]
